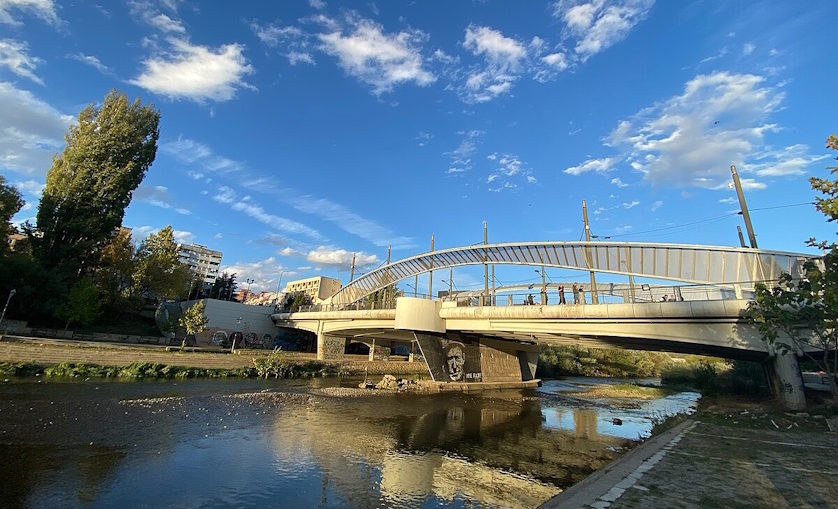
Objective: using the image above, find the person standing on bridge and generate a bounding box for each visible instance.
[578,285,585,304]
[541,286,548,305]
[527,293,534,305]
[572,284,579,304]
[558,285,566,304]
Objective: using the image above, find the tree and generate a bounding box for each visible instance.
[95,228,136,311]
[279,291,312,312]
[179,300,209,338]
[133,226,190,302]
[0,175,23,250]
[209,272,237,300]
[31,90,160,276]
[746,135,838,399]
[56,278,101,330]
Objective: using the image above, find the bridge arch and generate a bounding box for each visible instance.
[327,241,813,308]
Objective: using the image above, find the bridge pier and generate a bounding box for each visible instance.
[414,332,539,383]
[769,353,806,411]
[368,339,392,361]
[316,333,347,361]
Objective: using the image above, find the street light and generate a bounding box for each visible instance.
[0,289,16,331]
[534,269,554,283]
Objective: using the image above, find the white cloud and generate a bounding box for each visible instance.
[306,246,379,268]
[574,71,822,189]
[250,22,315,66]
[541,52,569,71]
[221,256,293,292]
[445,129,482,175]
[0,39,43,84]
[461,25,527,103]
[213,185,324,241]
[173,229,194,243]
[12,178,43,196]
[554,0,654,61]
[131,38,254,102]
[133,184,191,215]
[148,12,185,33]
[743,42,755,56]
[68,53,111,74]
[318,17,435,94]
[718,196,736,204]
[0,82,74,176]
[622,200,639,209]
[0,0,59,25]
[161,137,244,174]
[308,0,326,9]
[650,200,663,211]
[486,153,537,191]
[610,177,628,188]
[564,156,617,175]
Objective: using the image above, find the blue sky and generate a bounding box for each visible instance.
[1,0,836,293]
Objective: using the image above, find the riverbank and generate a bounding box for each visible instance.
[541,395,838,508]
[0,336,428,379]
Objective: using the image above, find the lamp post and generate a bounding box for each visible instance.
[0,289,16,331]
[245,278,255,302]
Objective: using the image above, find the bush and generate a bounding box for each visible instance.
[538,345,674,378]
[661,359,768,395]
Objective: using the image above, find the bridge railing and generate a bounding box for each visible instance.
[279,279,777,313]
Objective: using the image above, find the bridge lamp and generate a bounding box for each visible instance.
[534,269,554,283]
[641,284,652,302]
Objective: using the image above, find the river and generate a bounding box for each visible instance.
[0,377,698,508]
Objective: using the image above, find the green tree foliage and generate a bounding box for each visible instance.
[31,90,160,276]
[538,345,674,378]
[209,272,237,300]
[746,135,838,399]
[279,291,313,312]
[95,228,136,311]
[0,175,23,250]
[179,300,209,337]
[56,278,101,330]
[133,226,190,302]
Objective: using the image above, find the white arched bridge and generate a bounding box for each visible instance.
[323,241,809,309]
[273,241,816,404]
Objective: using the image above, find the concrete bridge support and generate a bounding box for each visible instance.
[317,333,347,361]
[368,339,392,361]
[769,353,807,411]
[414,332,539,383]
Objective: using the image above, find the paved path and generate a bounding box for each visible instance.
[541,419,838,508]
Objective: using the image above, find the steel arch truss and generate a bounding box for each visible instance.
[328,241,815,308]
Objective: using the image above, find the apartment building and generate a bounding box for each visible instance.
[177,243,222,286]
[284,276,342,304]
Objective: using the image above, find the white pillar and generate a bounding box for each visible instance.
[771,353,806,411]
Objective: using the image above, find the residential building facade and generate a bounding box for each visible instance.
[284,276,342,304]
[177,243,222,286]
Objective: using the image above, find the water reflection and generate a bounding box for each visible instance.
[0,379,697,508]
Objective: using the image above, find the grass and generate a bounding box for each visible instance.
[0,359,346,380]
[570,383,674,400]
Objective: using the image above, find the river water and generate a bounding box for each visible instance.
[0,378,698,508]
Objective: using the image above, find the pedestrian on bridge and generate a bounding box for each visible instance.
[572,284,579,304]
[527,294,534,305]
[578,285,585,304]
[558,285,566,304]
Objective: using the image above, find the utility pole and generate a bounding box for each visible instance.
[491,265,496,306]
[429,234,434,298]
[582,200,599,304]
[385,245,391,307]
[349,253,356,282]
[731,165,758,248]
[413,275,418,298]
[274,271,285,306]
[737,226,747,248]
[483,221,489,306]
[449,267,453,300]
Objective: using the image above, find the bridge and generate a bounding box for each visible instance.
[273,241,816,409]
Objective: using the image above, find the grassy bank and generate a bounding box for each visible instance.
[0,357,348,380]
[0,357,346,380]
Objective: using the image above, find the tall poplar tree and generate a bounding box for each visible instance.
[32,90,160,276]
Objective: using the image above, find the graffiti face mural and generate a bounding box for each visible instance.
[445,342,466,381]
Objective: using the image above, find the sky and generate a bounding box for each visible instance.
[1,0,837,294]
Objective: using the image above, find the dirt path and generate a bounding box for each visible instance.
[0,336,428,375]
